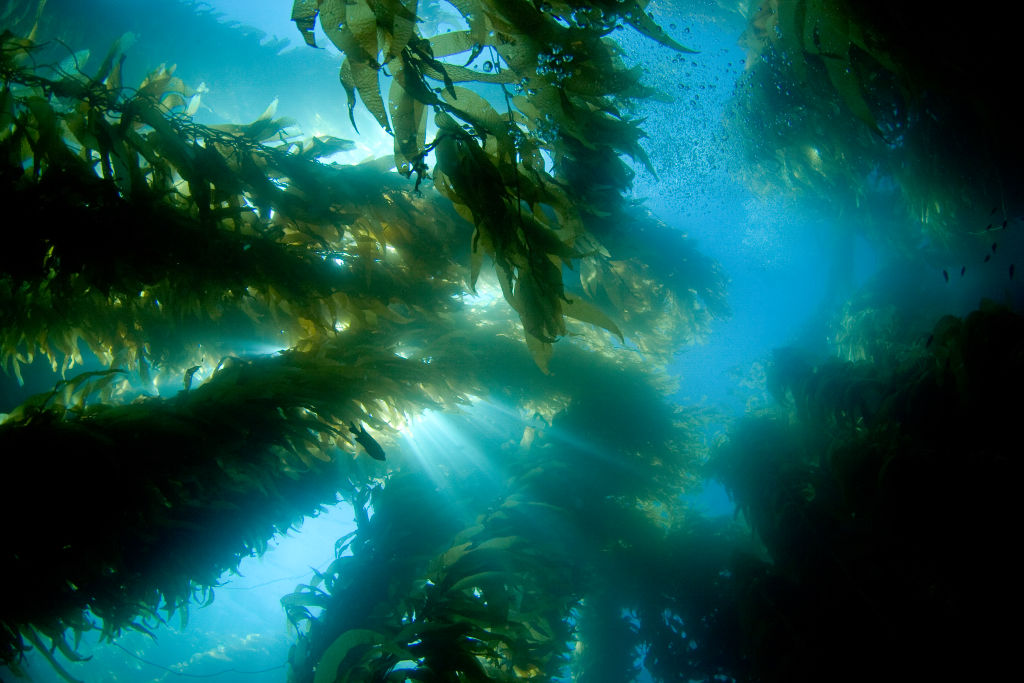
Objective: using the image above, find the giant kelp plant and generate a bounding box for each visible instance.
[0,1,731,680]
[289,0,728,364]
[723,0,1024,261]
[280,330,754,682]
[712,303,1022,682]
[4,0,1022,681]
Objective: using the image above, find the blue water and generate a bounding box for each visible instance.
[1,1,1013,680]
[9,506,355,682]
[2,4,797,679]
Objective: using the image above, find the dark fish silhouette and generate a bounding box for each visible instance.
[926,334,933,347]
[943,269,949,283]
[350,422,386,461]
[1011,264,1016,280]
[984,254,991,263]
[992,243,998,253]
[960,266,966,277]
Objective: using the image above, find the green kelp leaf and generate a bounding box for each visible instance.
[339,58,359,131]
[420,60,515,85]
[469,229,486,293]
[319,0,377,67]
[381,0,418,22]
[300,134,356,160]
[563,295,624,342]
[314,629,399,683]
[444,0,488,43]
[468,535,520,552]
[808,4,882,136]
[514,256,568,343]
[383,0,419,61]
[347,0,381,64]
[525,331,553,374]
[291,0,320,47]
[20,630,88,683]
[428,30,475,59]
[281,591,330,610]
[389,74,427,173]
[822,57,881,135]
[351,60,391,132]
[441,86,507,139]
[93,32,135,83]
[447,570,509,595]
[211,98,296,142]
[622,3,698,53]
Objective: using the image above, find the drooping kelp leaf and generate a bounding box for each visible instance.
[290,0,319,47]
[349,57,392,132]
[387,71,427,176]
[562,294,623,343]
[430,114,579,356]
[287,0,703,360]
[313,629,410,683]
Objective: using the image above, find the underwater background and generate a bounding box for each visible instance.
[1,0,1021,681]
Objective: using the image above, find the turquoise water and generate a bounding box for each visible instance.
[2,1,1021,681]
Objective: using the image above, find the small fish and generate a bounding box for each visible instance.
[990,206,998,215]
[960,266,966,277]
[984,254,991,263]
[1011,264,1016,280]
[926,334,934,347]
[942,269,949,283]
[985,223,993,231]
[992,243,998,253]
[1003,219,1008,229]
[349,422,386,461]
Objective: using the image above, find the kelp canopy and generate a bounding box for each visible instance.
[2,0,1023,681]
[0,0,728,679]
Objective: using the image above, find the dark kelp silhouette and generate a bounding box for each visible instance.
[2,1,1022,681]
[713,302,1021,682]
[0,1,725,676]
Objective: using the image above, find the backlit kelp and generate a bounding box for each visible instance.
[0,2,729,677]
[712,303,1022,682]
[6,0,1019,681]
[289,0,715,367]
[282,336,745,682]
[0,333,477,669]
[1,4,723,384]
[0,28,468,384]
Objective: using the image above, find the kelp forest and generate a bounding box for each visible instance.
[0,1,1020,681]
